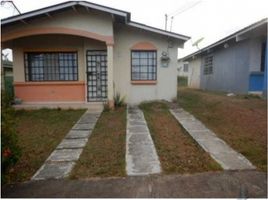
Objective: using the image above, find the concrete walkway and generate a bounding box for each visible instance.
[170,108,256,170]
[2,171,266,198]
[126,106,161,176]
[32,109,102,180]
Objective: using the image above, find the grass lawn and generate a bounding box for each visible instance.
[70,107,126,178]
[4,108,86,184]
[140,102,221,174]
[178,88,267,171]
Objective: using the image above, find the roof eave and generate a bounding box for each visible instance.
[1,1,130,25]
[128,22,190,41]
[180,18,268,61]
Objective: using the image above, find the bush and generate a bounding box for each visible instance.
[1,91,21,183]
[114,92,125,108]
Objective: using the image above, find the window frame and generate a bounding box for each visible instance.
[183,63,189,72]
[130,50,157,81]
[24,51,79,82]
[203,55,213,75]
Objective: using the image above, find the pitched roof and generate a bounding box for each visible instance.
[1,1,190,41]
[179,18,267,61]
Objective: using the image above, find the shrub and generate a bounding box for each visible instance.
[114,92,125,108]
[1,91,21,183]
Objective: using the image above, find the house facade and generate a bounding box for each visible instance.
[180,18,267,95]
[1,1,189,107]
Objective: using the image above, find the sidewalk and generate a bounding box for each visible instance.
[170,108,255,170]
[32,109,102,180]
[2,170,266,198]
[126,106,161,175]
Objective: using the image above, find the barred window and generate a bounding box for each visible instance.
[204,55,213,75]
[183,63,189,72]
[131,50,157,81]
[24,52,78,81]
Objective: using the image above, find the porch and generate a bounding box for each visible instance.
[2,33,115,108]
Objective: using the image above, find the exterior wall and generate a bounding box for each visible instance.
[249,37,263,72]
[2,8,113,44]
[4,8,185,105]
[177,60,189,77]
[199,40,250,93]
[15,82,85,102]
[11,35,105,103]
[188,57,201,88]
[113,25,181,104]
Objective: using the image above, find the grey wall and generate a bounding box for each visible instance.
[200,40,251,93]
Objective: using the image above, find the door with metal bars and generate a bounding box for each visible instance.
[86,50,107,102]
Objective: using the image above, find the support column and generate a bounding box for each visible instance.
[107,44,114,108]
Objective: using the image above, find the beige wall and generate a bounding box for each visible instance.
[188,57,201,88]
[113,25,181,104]
[12,35,86,82]
[2,8,113,38]
[12,35,106,83]
[5,8,187,104]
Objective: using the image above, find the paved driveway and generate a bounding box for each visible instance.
[2,170,267,198]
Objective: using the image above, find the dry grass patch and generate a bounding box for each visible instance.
[71,107,126,178]
[140,102,221,174]
[4,108,86,184]
[178,88,267,171]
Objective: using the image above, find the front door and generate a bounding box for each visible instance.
[86,50,107,102]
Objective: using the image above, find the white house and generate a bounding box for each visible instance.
[1,1,190,108]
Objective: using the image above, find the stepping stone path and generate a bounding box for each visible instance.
[32,110,101,180]
[126,106,161,176]
[170,108,256,170]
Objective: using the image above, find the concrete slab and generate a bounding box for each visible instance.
[188,130,218,141]
[170,108,256,170]
[31,109,101,181]
[6,171,266,198]
[32,162,75,180]
[180,121,207,131]
[57,139,88,149]
[65,130,91,139]
[72,123,95,130]
[47,149,83,162]
[126,107,161,176]
[211,152,256,170]
[128,120,147,126]
[128,125,149,133]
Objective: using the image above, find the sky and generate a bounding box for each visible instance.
[1,0,268,60]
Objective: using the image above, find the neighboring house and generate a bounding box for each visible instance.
[177,60,189,86]
[177,61,189,77]
[1,60,14,95]
[1,1,190,107]
[179,18,267,95]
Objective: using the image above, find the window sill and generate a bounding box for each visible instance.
[131,80,157,85]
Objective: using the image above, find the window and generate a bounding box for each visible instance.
[183,63,189,72]
[131,50,157,81]
[204,55,213,75]
[24,52,78,81]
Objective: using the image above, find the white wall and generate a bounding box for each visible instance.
[188,57,201,88]
[177,60,189,77]
[113,25,182,105]
[249,37,263,72]
[2,8,113,38]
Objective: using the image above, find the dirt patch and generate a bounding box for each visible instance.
[178,88,267,171]
[140,102,221,174]
[70,107,126,178]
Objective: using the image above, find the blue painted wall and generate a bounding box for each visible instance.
[263,41,267,97]
[249,72,264,91]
